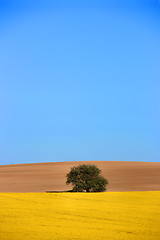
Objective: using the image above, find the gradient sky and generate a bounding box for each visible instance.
[0,0,160,165]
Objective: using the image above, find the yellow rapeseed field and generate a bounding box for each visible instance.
[0,192,160,240]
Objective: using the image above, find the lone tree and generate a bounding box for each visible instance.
[66,164,108,192]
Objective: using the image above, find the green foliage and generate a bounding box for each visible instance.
[66,164,108,192]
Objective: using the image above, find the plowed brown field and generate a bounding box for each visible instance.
[0,161,160,192]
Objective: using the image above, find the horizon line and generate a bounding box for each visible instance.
[0,159,160,167]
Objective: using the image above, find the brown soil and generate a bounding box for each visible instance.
[0,161,160,192]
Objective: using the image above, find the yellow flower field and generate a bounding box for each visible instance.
[0,192,160,240]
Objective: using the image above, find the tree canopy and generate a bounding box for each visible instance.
[66,164,108,192]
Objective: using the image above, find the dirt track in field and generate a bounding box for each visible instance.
[0,161,160,192]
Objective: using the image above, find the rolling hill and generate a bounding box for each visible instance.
[0,161,160,192]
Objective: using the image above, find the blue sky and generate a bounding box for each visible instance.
[0,0,160,165]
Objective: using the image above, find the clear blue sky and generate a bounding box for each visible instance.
[0,0,159,165]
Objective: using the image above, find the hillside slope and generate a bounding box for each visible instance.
[0,161,160,192]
